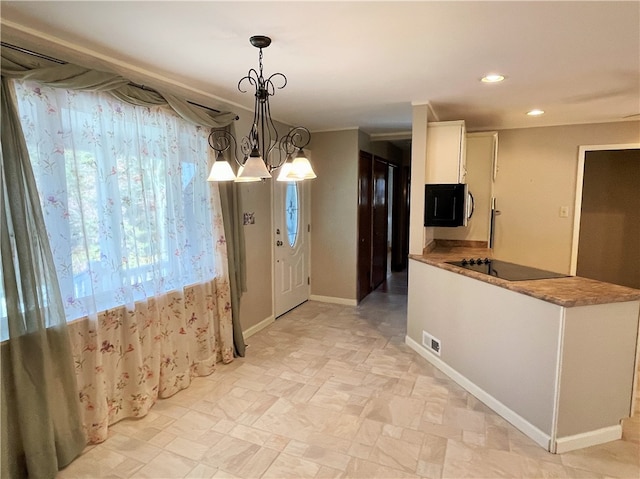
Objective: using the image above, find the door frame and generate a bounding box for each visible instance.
[357,151,405,301]
[570,142,640,275]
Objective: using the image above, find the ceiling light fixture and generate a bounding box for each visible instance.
[527,109,545,116]
[481,73,505,83]
[207,35,316,182]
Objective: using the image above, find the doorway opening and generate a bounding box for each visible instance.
[571,144,639,289]
[357,151,410,302]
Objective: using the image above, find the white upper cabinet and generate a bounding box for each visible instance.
[425,120,467,184]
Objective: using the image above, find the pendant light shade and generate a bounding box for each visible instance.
[237,149,272,180]
[286,149,317,180]
[234,164,262,182]
[276,161,303,182]
[207,152,236,181]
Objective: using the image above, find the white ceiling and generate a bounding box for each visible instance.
[1,1,639,136]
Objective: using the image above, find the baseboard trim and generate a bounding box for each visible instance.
[405,335,551,451]
[553,425,622,454]
[309,295,358,306]
[243,315,275,339]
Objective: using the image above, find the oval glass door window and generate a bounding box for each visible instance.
[285,182,299,247]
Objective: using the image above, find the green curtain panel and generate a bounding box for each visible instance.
[219,124,248,357]
[0,45,237,128]
[1,77,87,479]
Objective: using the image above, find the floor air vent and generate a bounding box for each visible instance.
[422,330,441,356]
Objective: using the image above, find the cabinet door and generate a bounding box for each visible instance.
[426,121,466,184]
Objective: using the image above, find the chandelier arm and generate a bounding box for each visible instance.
[264,73,287,96]
[238,69,259,93]
[208,129,244,168]
[239,136,252,159]
[286,126,311,150]
[279,134,296,156]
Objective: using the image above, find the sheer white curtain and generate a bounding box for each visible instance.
[12,80,234,442]
[15,80,222,317]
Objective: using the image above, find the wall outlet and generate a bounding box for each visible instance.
[559,206,569,218]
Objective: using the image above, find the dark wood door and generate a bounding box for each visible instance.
[357,152,373,301]
[391,165,410,271]
[371,159,388,289]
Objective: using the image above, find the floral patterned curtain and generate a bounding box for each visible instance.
[12,80,235,443]
[68,278,233,443]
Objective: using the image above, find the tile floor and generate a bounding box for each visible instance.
[58,271,640,478]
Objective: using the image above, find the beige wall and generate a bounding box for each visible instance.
[237,180,273,332]
[577,149,640,289]
[308,129,360,300]
[558,302,640,436]
[409,104,432,254]
[492,121,640,273]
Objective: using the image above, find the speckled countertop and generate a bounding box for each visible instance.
[409,246,640,308]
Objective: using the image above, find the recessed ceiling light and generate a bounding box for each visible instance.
[481,74,505,83]
[527,109,545,116]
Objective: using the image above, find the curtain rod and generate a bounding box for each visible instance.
[0,41,227,116]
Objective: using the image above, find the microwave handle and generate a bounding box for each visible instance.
[467,192,475,219]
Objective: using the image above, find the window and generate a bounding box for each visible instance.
[11,81,219,320]
[285,182,299,247]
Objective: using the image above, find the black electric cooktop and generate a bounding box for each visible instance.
[446,258,569,281]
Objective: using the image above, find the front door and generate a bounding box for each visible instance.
[274,180,310,317]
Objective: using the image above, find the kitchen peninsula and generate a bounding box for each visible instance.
[406,244,640,454]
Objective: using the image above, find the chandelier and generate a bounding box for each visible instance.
[207,35,317,182]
